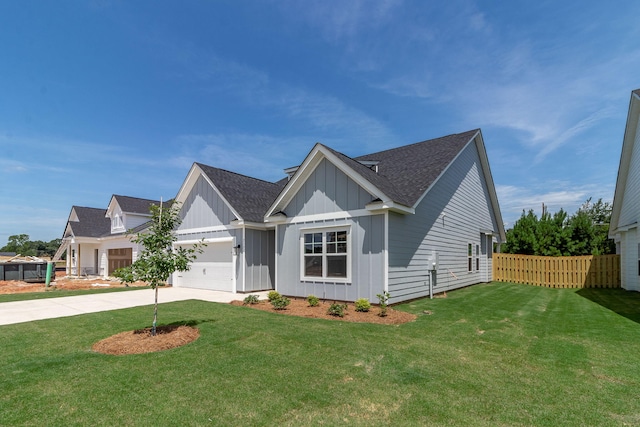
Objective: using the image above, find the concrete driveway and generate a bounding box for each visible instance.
[0,288,268,326]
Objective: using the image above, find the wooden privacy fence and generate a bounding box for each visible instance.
[493,253,620,288]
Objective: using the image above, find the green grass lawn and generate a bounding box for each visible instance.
[2,282,640,426]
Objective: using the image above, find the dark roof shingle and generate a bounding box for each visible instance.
[196,163,285,222]
[69,206,111,238]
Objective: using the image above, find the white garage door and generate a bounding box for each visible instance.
[174,242,233,291]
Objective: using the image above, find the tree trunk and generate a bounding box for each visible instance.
[152,285,158,336]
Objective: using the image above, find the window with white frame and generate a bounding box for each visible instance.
[468,243,473,272]
[302,228,350,281]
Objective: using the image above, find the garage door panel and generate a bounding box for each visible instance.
[175,242,232,291]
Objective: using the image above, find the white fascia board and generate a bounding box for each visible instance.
[610,92,640,232]
[264,144,390,218]
[233,220,272,230]
[365,200,414,215]
[105,195,119,218]
[173,163,243,221]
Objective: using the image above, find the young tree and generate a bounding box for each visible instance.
[114,201,203,336]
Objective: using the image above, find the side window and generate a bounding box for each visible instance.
[468,243,473,272]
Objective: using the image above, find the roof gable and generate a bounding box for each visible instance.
[266,130,483,218]
[175,163,284,223]
[106,195,160,218]
[67,206,111,238]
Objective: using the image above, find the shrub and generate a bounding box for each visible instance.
[376,291,390,317]
[267,291,281,302]
[270,296,290,310]
[354,298,371,312]
[327,303,348,317]
[243,294,259,305]
[307,295,320,307]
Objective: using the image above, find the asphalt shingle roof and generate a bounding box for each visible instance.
[196,163,285,223]
[353,129,479,206]
[68,206,111,238]
[197,130,479,218]
[113,195,162,215]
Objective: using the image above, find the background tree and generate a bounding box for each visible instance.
[1,235,63,258]
[503,198,615,256]
[503,210,538,255]
[114,202,203,336]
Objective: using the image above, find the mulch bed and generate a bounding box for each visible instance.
[230,297,417,325]
[92,325,200,355]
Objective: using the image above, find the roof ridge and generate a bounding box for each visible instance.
[195,162,281,186]
[112,194,162,203]
[355,129,479,160]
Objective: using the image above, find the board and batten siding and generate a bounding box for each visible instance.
[285,158,375,217]
[178,175,236,231]
[388,141,499,302]
[276,215,385,302]
[243,228,275,292]
[618,118,640,229]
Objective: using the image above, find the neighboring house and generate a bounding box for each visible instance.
[610,89,640,291]
[172,129,505,304]
[54,195,162,277]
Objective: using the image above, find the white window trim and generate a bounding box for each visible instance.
[300,226,351,283]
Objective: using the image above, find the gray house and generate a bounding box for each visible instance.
[172,129,505,304]
[610,89,640,291]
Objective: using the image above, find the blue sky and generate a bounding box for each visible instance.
[1,1,639,243]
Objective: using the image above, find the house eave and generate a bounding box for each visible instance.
[365,200,415,215]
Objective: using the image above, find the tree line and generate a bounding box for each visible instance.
[0,234,62,258]
[502,198,615,256]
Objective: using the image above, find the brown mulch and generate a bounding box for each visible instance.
[0,271,147,294]
[92,325,200,355]
[230,297,417,325]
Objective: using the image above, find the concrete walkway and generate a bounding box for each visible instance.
[0,288,269,326]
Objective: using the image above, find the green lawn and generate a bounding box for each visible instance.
[2,282,640,426]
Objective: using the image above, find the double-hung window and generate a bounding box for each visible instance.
[302,228,350,281]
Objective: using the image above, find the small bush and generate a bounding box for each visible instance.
[354,298,371,312]
[243,294,259,305]
[327,303,348,317]
[267,291,281,302]
[376,291,390,317]
[270,296,290,310]
[307,295,320,307]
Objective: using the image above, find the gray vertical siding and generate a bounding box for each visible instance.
[244,228,275,292]
[285,158,374,217]
[276,215,385,302]
[178,175,235,230]
[388,141,499,302]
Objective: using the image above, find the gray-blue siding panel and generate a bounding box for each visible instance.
[276,215,384,302]
[388,142,498,303]
[178,175,236,230]
[285,159,374,217]
[244,228,275,292]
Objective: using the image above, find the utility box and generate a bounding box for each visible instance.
[426,250,439,271]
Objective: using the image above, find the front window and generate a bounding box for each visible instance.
[302,229,349,280]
